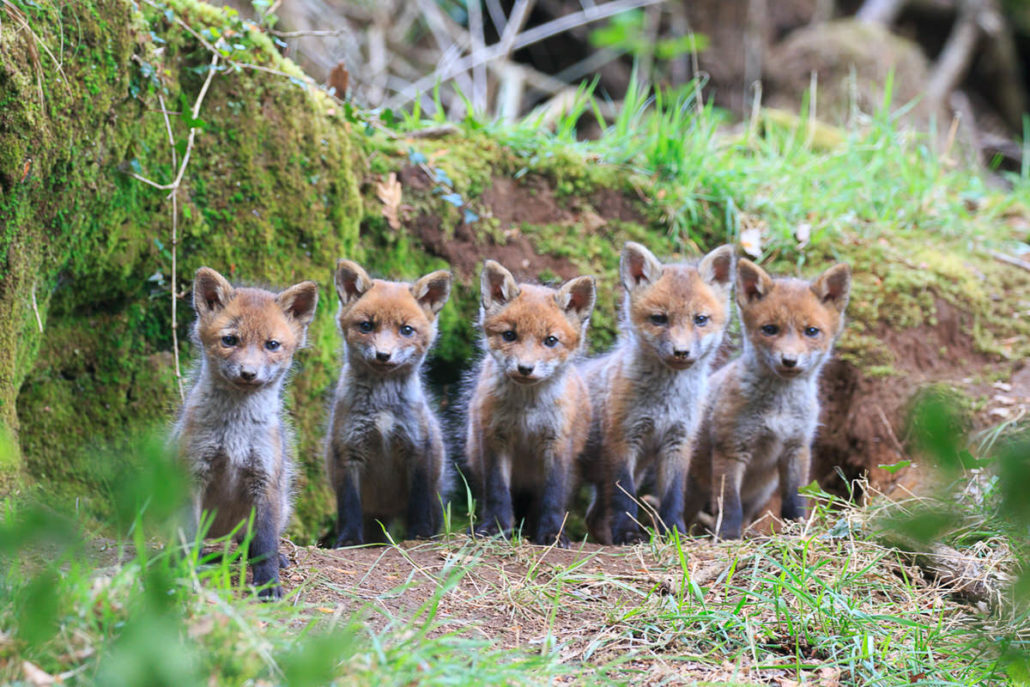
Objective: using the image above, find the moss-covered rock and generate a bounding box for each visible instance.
[1,0,361,522]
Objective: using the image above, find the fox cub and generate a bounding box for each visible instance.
[326,260,452,546]
[685,259,851,539]
[581,243,735,544]
[174,267,319,599]
[466,261,596,548]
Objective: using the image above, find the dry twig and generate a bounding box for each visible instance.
[125,50,220,400]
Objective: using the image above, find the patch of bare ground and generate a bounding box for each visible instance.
[406,169,646,283]
[275,531,988,684]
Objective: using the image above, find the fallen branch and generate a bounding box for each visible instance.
[856,0,908,24]
[925,0,987,114]
[385,0,666,109]
[882,534,1006,608]
[985,249,1030,273]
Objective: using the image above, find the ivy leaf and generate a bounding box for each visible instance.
[434,168,453,186]
[440,192,463,207]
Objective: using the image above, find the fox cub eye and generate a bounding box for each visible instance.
[694,314,709,326]
[399,325,415,337]
[358,321,374,333]
[501,330,517,342]
[543,335,559,348]
[804,326,820,338]
[221,335,238,347]
[649,314,668,325]
[265,340,281,351]
[761,324,779,336]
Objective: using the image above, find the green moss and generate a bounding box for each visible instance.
[1,0,361,537]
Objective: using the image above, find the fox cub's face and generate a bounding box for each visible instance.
[621,242,735,370]
[737,259,852,379]
[192,268,319,390]
[334,260,451,374]
[479,260,596,386]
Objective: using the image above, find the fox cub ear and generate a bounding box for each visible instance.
[811,263,852,313]
[335,259,372,307]
[556,275,596,324]
[193,267,235,316]
[277,281,319,327]
[480,260,519,312]
[736,258,773,304]
[412,270,452,317]
[620,242,663,292]
[699,244,735,291]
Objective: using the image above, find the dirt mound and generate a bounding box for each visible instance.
[409,171,581,283]
[395,170,1018,511]
[815,299,996,496]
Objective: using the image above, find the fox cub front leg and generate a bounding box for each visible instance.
[474,449,515,538]
[778,443,810,523]
[406,427,445,539]
[608,446,643,545]
[330,442,364,547]
[711,450,746,540]
[535,445,573,547]
[250,490,286,600]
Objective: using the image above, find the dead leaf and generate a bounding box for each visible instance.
[22,661,55,687]
[376,172,402,230]
[581,210,606,233]
[328,61,348,99]
[740,226,763,258]
[818,666,841,686]
[795,222,811,248]
[189,615,216,639]
[739,213,766,258]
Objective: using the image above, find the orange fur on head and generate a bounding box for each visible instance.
[737,259,851,378]
[334,259,451,372]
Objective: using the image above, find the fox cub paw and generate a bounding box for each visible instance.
[334,534,363,548]
[257,583,284,601]
[407,522,436,540]
[612,524,645,545]
[656,519,686,539]
[533,528,569,549]
[471,520,510,539]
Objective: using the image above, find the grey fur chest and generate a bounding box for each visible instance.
[180,387,283,477]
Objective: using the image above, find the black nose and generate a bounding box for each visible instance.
[240,370,256,381]
[517,364,534,376]
[673,349,691,359]
[782,358,797,368]
[376,351,391,362]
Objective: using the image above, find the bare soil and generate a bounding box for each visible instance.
[276,535,862,683]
